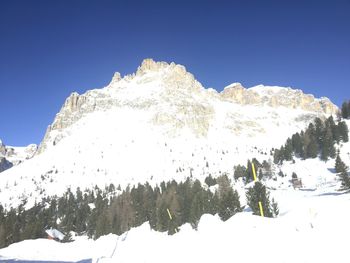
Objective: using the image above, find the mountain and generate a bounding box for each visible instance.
[0,140,37,173]
[0,59,339,209]
[1,59,350,262]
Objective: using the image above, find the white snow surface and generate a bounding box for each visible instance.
[1,129,350,262]
[1,184,350,263]
[45,228,65,241]
[0,60,349,262]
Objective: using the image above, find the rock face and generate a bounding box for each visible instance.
[0,140,37,172]
[0,157,13,173]
[37,58,339,154]
[221,83,338,114]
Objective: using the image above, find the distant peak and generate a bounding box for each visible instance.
[110,72,122,84]
[136,58,170,75]
[223,82,244,90]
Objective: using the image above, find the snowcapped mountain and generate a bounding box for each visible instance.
[0,59,339,209]
[1,59,350,263]
[0,140,37,173]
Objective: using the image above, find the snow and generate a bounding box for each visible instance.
[0,60,336,209]
[45,228,65,241]
[0,100,321,209]
[0,61,348,262]
[1,184,350,263]
[2,129,350,262]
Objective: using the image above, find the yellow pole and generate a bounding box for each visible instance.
[166,208,173,220]
[251,162,264,217]
[258,201,264,217]
[167,208,178,233]
[252,162,258,182]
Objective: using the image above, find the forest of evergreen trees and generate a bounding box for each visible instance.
[273,116,349,164]
[0,176,237,248]
[0,167,278,249]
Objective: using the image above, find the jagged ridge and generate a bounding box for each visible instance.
[37,59,338,153]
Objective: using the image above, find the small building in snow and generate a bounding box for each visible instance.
[45,228,65,241]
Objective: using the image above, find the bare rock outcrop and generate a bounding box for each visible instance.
[221,83,338,115]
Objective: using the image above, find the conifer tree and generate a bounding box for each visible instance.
[314,117,324,146]
[234,165,247,180]
[338,121,349,142]
[204,175,217,187]
[283,138,293,161]
[218,188,242,221]
[306,135,318,159]
[341,101,349,119]
[291,133,303,157]
[246,182,274,218]
[321,125,336,160]
[335,152,350,190]
[335,152,347,173]
[217,174,242,221]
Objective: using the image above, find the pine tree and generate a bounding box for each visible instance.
[204,175,217,187]
[321,125,336,161]
[218,189,242,221]
[335,152,350,190]
[291,133,303,157]
[216,174,242,221]
[283,139,293,161]
[234,165,247,180]
[273,148,282,164]
[341,101,349,119]
[271,198,279,217]
[246,182,274,218]
[339,170,350,190]
[314,118,324,146]
[338,121,349,142]
[245,160,254,182]
[326,116,340,143]
[306,135,318,159]
[335,152,347,173]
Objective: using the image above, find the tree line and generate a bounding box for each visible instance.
[273,116,349,164]
[0,166,278,249]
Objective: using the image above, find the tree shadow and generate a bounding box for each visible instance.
[327,168,336,173]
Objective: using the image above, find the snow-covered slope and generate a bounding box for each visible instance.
[1,155,350,263]
[0,139,37,173]
[0,59,349,262]
[0,59,339,209]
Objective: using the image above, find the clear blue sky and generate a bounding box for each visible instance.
[1,0,349,146]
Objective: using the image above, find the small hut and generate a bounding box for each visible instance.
[45,228,65,241]
[292,178,303,189]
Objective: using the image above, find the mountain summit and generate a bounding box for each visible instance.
[38,58,337,154]
[0,59,339,208]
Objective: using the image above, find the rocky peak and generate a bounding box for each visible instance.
[221,83,261,105]
[221,83,338,115]
[0,140,37,173]
[0,140,5,156]
[109,72,122,85]
[36,59,339,154]
[136,58,169,75]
